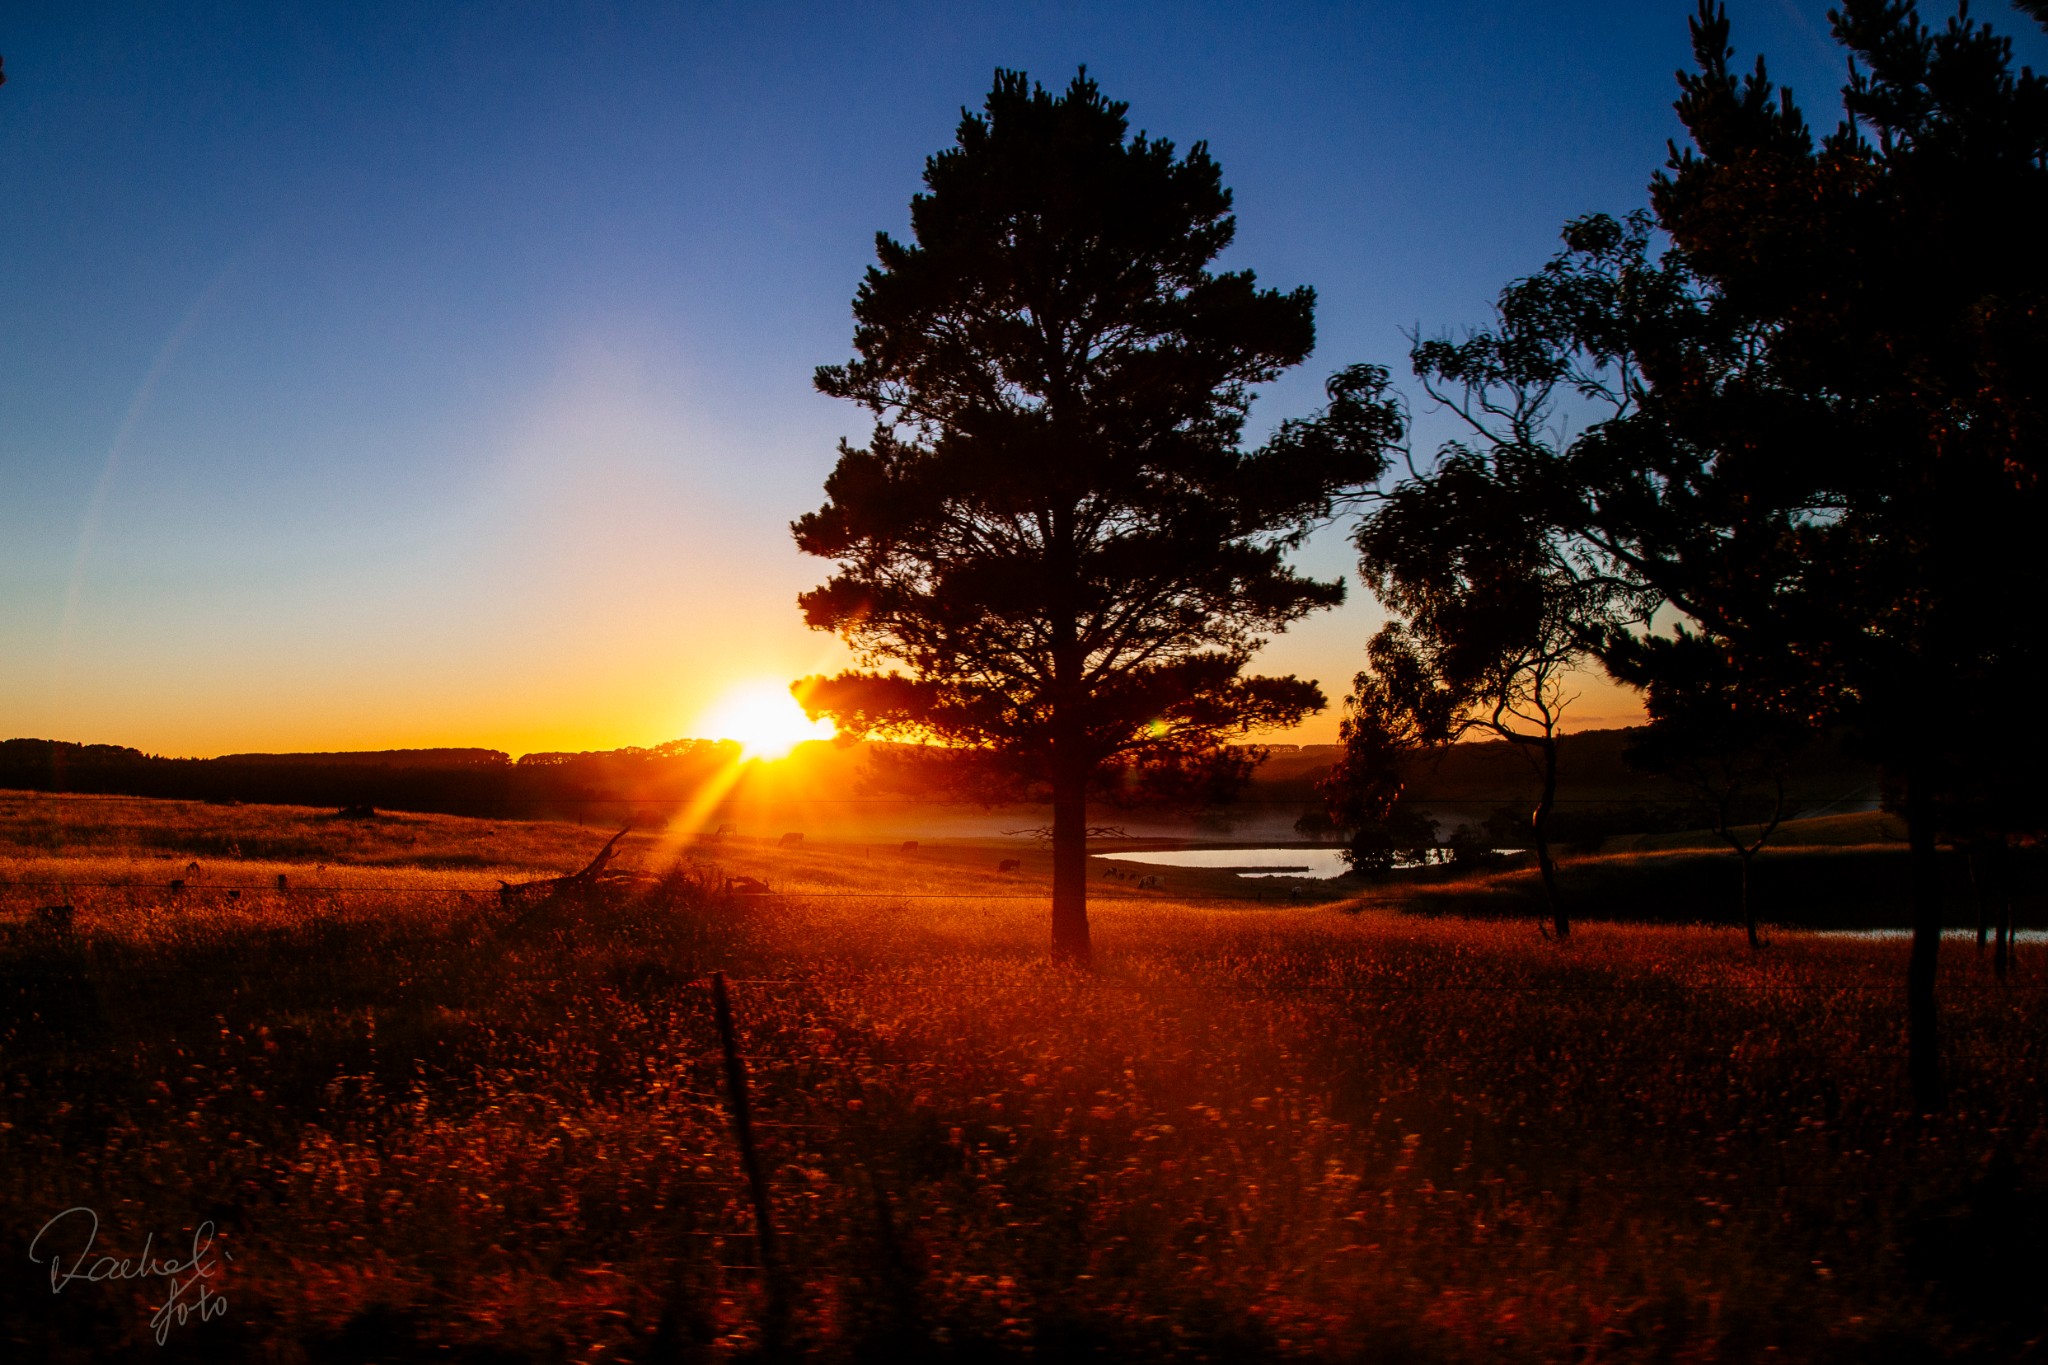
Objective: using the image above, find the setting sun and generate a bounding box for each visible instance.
[695,681,834,760]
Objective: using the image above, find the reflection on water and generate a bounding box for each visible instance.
[1811,928,2047,942]
[1099,847,1504,879]
[1099,847,1354,878]
[1098,846,1482,879]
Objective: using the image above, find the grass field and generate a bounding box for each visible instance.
[1,791,2044,1362]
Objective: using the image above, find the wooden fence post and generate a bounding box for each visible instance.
[710,971,789,1354]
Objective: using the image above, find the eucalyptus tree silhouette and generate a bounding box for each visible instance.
[794,70,1398,963]
[1338,452,1654,940]
[1312,211,1666,940]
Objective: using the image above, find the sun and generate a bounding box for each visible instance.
[696,681,835,761]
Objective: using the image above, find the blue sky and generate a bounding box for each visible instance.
[5,1,2027,755]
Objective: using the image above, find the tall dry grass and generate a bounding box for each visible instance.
[0,794,2043,1362]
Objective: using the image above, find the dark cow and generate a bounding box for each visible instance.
[998,858,1021,872]
[778,832,804,848]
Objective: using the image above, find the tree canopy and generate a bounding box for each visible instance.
[1310,0,2048,1107]
[1634,0,2048,1107]
[795,70,1399,961]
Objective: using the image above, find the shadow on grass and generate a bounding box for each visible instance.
[1394,843,2046,932]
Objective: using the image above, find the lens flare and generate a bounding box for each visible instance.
[696,682,834,761]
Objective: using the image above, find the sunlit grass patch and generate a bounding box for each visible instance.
[0,789,643,877]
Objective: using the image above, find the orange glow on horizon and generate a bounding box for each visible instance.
[694,681,836,761]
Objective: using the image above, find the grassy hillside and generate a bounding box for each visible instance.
[1392,843,2047,932]
[1599,809,1907,853]
[0,794,2042,1362]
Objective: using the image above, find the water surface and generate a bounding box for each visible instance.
[1098,847,1355,879]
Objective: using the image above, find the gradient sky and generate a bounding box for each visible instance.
[7,2,2028,758]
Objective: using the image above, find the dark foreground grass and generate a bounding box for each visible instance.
[0,805,2044,1362]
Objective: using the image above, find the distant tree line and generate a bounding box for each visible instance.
[0,737,741,821]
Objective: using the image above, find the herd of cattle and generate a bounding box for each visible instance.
[735,837,1180,893]
[720,841,1316,902]
[124,836,1316,911]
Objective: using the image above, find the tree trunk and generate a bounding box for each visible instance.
[1904,772,1945,1113]
[1740,852,1758,950]
[1970,848,1988,951]
[1050,745,1091,966]
[1046,509,1090,967]
[1991,836,2013,984]
[1532,736,1565,939]
[1994,898,2012,982]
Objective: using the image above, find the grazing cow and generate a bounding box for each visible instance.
[186,861,201,877]
[900,840,919,853]
[276,873,289,891]
[998,858,1021,872]
[1101,867,1124,880]
[725,876,771,895]
[168,879,185,893]
[1136,875,1163,890]
[778,832,804,848]
[1288,885,1306,902]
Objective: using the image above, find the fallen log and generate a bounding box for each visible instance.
[499,828,634,906]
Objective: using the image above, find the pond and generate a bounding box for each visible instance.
[1099,846,1363,879]
[1098,846,1526,879]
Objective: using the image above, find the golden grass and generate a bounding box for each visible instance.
[0,789,624,873]
[0,794,2042,1362]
